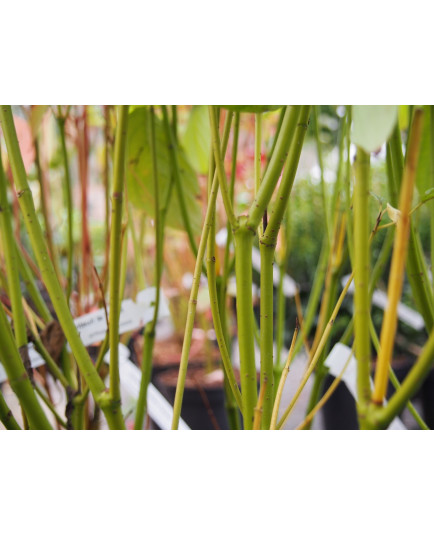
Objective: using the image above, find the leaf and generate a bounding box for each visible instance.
[421,188,434,203]
[127,107,202,235]
[352,105,399,153]
[386,203,401,224]
[219,105,283,114]
[415,105,432,198]
[181,106,211,175]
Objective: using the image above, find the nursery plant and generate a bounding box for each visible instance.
[1,104,434,430]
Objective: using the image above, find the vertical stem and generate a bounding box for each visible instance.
[134,106,163,430]
[388,125,434,332]
[259,245,275,428]
[430,106,434,297]
[371,110,424,405]
[313,106,331,245]
[56,115,74,302]
[234,219,258,429]
[108,105,129,410]
[103,105,111,292]
[0,146,28,350]
[353,147,372,421]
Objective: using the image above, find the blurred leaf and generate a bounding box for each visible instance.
[127,107,202,235]
[415,106,432,198]
[399,105,410,130]
[220,105,283,113]
[352,105,398,152]
[421,188,434,203]
[181,106,211,175]
[29,106,49,138]
[386,203,401,224]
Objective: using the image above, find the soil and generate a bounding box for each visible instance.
[154,366,227,390]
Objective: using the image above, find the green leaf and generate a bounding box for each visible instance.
[219,105,283,114]
[181,106,211,175]
[352,105,399,153]
[415,106,432,198]
[421,188,434,204]
[127,107,202,235]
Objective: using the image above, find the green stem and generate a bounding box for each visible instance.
[313,106,331,245]
[172,171,222,430]
[367,333,434,430]
[108,105,129,416]
[33,137,62,284]
[0,145,28,350]
[261,106,310,248]
[0,304,52,429]
[219,112,240,309]
[208,106,238,231]
[233,219,258,429]
[353,147,372,423]
[430,106,434,297]
[247,106,300,231]
[259,245,275,428]
[16,244,52,323]
[134,106,163,430]
[368,319,429,430]
[0,105,125,430]
[56,115,74,302]
[206,179,242,410]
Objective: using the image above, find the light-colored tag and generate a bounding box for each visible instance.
[325,343,406,430]
[72,287,171,347]
[104,343,190,430]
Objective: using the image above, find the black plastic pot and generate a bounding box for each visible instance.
[152,369,229,430]
[321,355,418,430]
[321,374,359,430]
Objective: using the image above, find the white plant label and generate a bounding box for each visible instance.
[104,343,190,430]
[73,287,171,347]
